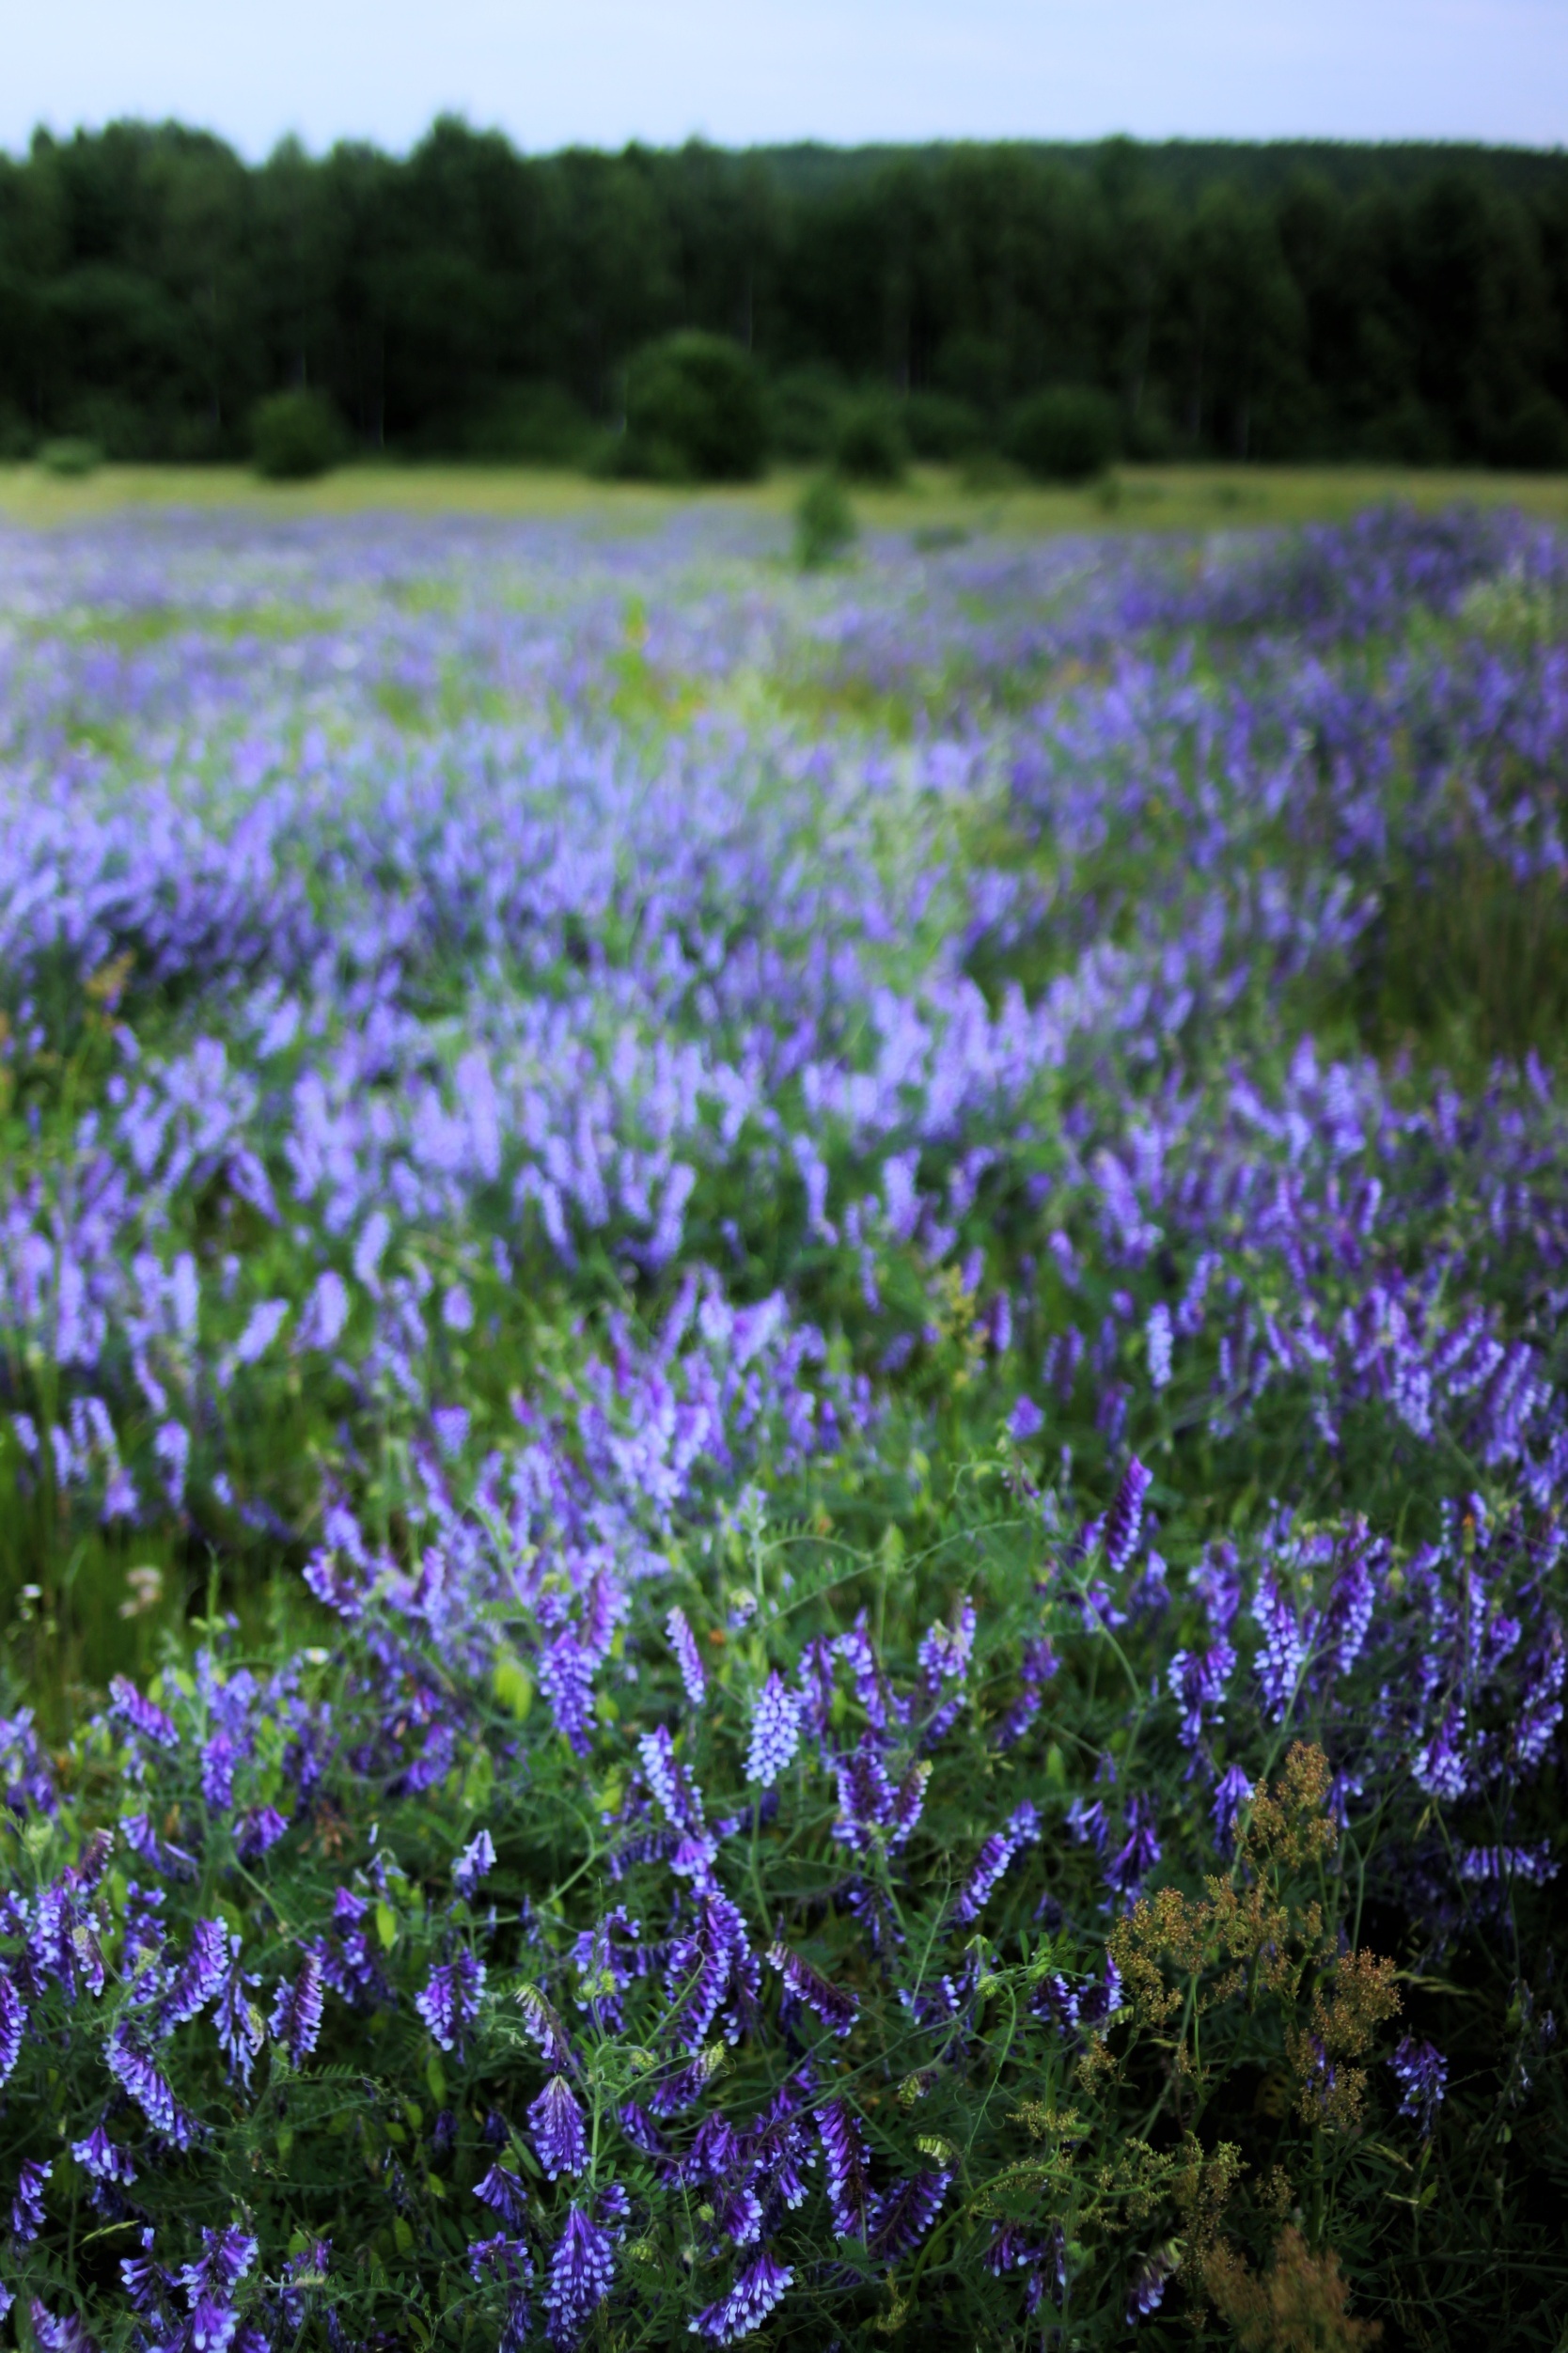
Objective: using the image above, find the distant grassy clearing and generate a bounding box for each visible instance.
[2,458,1567,535]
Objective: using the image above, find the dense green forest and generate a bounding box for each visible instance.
[2,117,1567,467]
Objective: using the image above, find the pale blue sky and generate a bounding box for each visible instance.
[3,0,1564,159]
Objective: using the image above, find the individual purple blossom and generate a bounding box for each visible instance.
[454,1827,496,1900]
[71,2126,136,2187]
[105,2024,196,2147]
[543,2204,616,2348]
[1103,1457,1152,1571]
[1389,2036,1448,2134]
[11,2159,49,2243]
[1145,1302,1173,1389]
[689,2251,795,2343]
[476,2164,530,2227]
[416,1951,486,2054]
[160,1918,231,2031]
[1210,1765,1253,1852]
[27,2305,95,2353]
[637,1727,709,1838]
[108,1674,180,1751]
[766,1942,858,2037]
[1252,1569,1310,1719]
[1460,1844,1559,1885]
[515,1984,575,2072]
[1105,1794,1163,1906]
[270,1954,324,2065]
[1126,2248,1177,2321]
[745,1673,802,1786]
[1008,1393,1043,1441]
[869,2168,951,2260]
[234,1805,288,1861]
[0,1970,24,2089]
[666,1607,708,1707]
[529,2075,589,2179]
[816,2098,873,2241]
[1167,1640,1236,1749]
[180,2226,259,2300]
[1413,1700,1469,1801]
[954,1802,1040,1922]
[213,1940,264,2087]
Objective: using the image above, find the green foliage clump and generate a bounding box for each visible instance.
[463,382,594,467]
[1008,385,1121,482]
[251,389,346,481]
[38,436,102,478]
[793,471,856,569]
[834,395,909,483]
[1487,390,1568,473]
[620,333,767,482]
[765,365,847,461]
[902,390,987,462]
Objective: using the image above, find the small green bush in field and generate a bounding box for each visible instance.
[251,388,345,481]
[1008,384,1120,482]
[621,333,767,482]
[834,396,908,483]
[39,436,102,478]
[794,471,856,569]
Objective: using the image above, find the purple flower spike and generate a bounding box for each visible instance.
[954,1802,1040,1922]
[108,1675,180,1751]
[454,1827,496,1900]
[1389,2036,1448,2134]
[28,2305,96,2353]
[71,2127,136,2187]
[816,2097,873,2242]
[766,1942,859,2037]
[0,1969,25,2088]
[476,2164,530,2227]
[529,2074,589,2179]
[543,2205,615,2348]
[745,1673,802,1786]
[869,2167,950,2260]
[11,2158,50,2243]
[690,2251,795,2343]
[666,1607,708,1707]
[416,1951,486,2054]
[1103,1458,1152,1572]
[270,1954,324,2065]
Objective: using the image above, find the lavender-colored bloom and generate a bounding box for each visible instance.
[416,1951,486,2054]
[954,1802,1040,1923]
[766,1942,858,2037]
[1126,2248,1176,2321]
[475,2164,529,2227]
[1252,1570,1309,1720]
[11,2159,50,2242]
[71,2127,135,2187]
[869,2168,950,2260]
[1008,1393,1043,1441]
[816,2098,873,2241]
[213,1943,264,2087]
[27,2305,95,2353]
[180,2226,259,2299]
[234,1805,288,1860]
[105,2025,196,2147]
[543,2205,615,2348]
[666,1607,708,1707]
[454,1827,496,1900]
[745,1673,802,1786]
[0,1970,24,2089]
[270,1954,324,2065]
[108,1674,180,1751]
[1167,1640,1235,1749]
[1210,1765,1253,1852]
[1389,2036,1448,2134]
[529,2075,589,2180]
[1145,1302,1173,1390]
[690,2251,794,2343]
[160,1917,231,2031]
[1103,1457,1152,1571]
[515,1984,575,2072]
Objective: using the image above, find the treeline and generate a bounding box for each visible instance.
[2,118,1567,468]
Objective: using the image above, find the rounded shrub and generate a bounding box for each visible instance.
[902,391,985,463]
[1488,392,1568,474]
[251,389,346,482]
[623,334,766,483]
[38,436,102,478]
[833,396,908,484]
[794,472,856,570]
[1008,385,1120,483]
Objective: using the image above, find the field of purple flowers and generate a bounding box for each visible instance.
[0,500,1567,2350]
